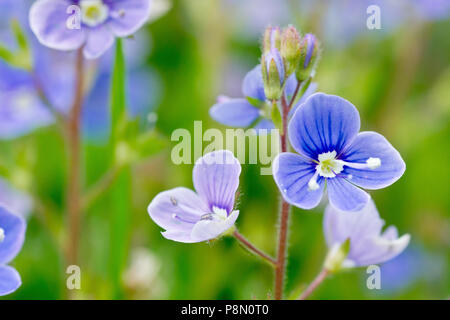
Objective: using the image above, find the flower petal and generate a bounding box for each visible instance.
[29,0,86,51]
[191,210,239,242]
[272,153,324,209]
[193,150,241,213]
[0,87,54,140]
[161,229,198,243]
[241,65,265,102]
[355,234,411,266]
[0,265,21,296]
[327,178,370,212]
[147,187,209,233]
[341,131,406,189]
[288,93,360,159]
[83,26,115,59]
[0,207,26,264]
[284,74,298,99]
[108,0,152,37]
[210,99,260,127]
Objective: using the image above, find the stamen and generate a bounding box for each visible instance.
[339,157,381,170]
[0,227,4,243]
[200,213,214,221]
[366,157,381,169]
[172,214,197,224]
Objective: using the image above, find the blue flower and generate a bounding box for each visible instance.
[210,64,316,132]
[29,0,152,59]
[273,93,405,212]
[0,0,161,141]
[0,206,26,296]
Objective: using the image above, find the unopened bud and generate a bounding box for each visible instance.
[261,48,285,100]
[263,26,281,52]
[280,26,301,76]
[297,33,319,82]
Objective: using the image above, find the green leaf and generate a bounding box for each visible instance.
[110,39,127,141]
[134,130,167,159]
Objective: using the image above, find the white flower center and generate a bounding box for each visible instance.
[308,151,381,191]
[80,0,109,27]
[0,227,5,243]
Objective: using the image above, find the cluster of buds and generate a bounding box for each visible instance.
[261,25,319,101]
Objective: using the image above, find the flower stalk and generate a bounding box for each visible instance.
[233,230,276,267]
[298,268,329,300]
[274,80,301,300]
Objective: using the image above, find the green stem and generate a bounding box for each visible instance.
[233,230,276,267]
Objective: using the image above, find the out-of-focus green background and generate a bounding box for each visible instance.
[1,0,449,299]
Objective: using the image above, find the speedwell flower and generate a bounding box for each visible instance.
[323,199,410,268]
[273,93,405,212]
[210,64,316,132]
[148,150,241,243]
[29,0,152,59]
[0,206,26,296]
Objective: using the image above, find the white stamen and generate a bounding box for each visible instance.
[308,171,320,191]
[366,157,381,169]
[339,157,382,170]
[0,228,4,243]
[307,151,381,192]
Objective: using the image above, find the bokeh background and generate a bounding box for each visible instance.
[0,0,449,299]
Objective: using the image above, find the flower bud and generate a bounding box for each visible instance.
[263,26,281,52]
[261,48,285,100]
[297,33,319,82]
[280,26,301,76]
[323,238,351,273]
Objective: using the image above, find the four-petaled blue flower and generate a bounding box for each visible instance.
[29,0,152,59]
[210,65,316,132]
[273,92,406,212]
[148,150,241,243]
[323,199,410,267]
[0,206,26,296]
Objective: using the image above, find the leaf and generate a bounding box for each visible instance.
[0,20,32,70]
[271,102,283,135]
[110,39,127,141]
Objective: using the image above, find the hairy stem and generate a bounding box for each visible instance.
[298,269,329,300]
[274,81,301,299]
[66,48,84,267]
[233,230,276,267]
